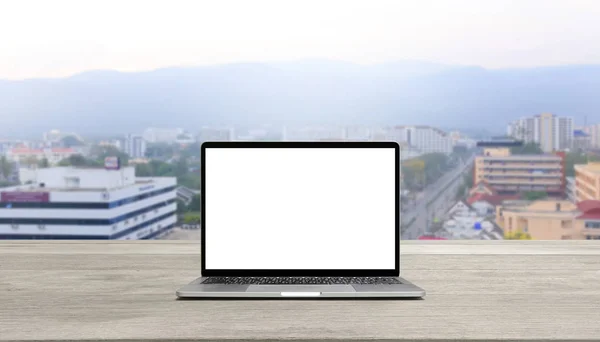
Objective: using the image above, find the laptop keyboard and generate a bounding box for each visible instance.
[201,277,402,285]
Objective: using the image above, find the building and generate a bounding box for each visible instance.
[143,128,184,143]
[495,200,600,240]
[124,134,146,158]
[282,126,345,141]
[474,148,565,195]
[581,124,600,149]
[507,113,573,152]
[429,200,504,240]
[467,190,521,216]
[198,127,235,143]
[574,163,600,201]
[385,126,453,155]
[5,147,78,166]
[0,166,176,239]
[572,129,590,152]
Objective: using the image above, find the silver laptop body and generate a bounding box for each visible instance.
[176,141,425,298]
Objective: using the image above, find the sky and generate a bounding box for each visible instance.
[1,0,600,80]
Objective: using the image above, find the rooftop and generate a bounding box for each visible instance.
[479,154,561,160]
[575,163,600,174]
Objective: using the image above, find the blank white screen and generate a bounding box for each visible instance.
[205,147,397,270]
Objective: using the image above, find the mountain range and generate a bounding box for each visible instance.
[1,60,599,137]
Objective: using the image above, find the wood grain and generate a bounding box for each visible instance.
[1,241,599,341]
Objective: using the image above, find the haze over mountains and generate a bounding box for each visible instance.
[1,59,599,137]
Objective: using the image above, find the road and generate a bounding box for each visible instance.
[401,155,475,240]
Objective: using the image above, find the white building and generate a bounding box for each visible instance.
[198,127,235,142]
[5,147,79,165]
[581,124,600,149]
[386,126,453,155]
[507,113,573,152]
[124,134,146,158]
[282,126,345,141]
[143,128,184,143]
[0,166,177,240]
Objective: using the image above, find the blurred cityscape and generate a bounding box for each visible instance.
[1,114,600,241]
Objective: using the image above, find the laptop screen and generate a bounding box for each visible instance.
[202,143,398,275]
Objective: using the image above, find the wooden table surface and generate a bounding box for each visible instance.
[1,241,600,341]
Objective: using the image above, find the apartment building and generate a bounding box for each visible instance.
[387,126,453,155]
[123,134,146,159]
[507,113,573,152]
[474,148,565,195]
[581,124,600,149]
[496,200,600,240]
[574,163,600,201]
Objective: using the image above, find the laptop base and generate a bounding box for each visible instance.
[176,277,425,298]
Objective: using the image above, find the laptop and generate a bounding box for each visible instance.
[176,141,425,298]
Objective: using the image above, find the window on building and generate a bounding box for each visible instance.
[556,203,561,211]
[585,221,600,229]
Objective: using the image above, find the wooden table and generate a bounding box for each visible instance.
[1,241,600,341]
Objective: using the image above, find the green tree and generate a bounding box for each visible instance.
[91,145,129,166]
[175,157,189,177]
[58,154,101,167]
[565,152,599,177]
[145,142,176,159]
[176,199,188,215]
[178,173,200,189]
[37,158,50,168]
[510,142,543,155]
[183,212,201,224]
[523,191,548,201]
[60,135,84,147]
[0,156,13,179]
[188,194,201,212]
[135,163,152,177]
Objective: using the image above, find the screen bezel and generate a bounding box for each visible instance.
[201,141,400,277]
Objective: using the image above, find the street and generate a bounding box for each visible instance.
[401,155,475,239]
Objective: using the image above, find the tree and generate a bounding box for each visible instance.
[523,191,548,201]
[91,145,129,166]
[135,163,152,177]
[58,154,101,167]
[175,157,189,177]
[0,156,13,179]
[510,142,543,155]
[188,194,201,212]
[565,152,599,177]
[183,212,201,224]
[61,135,84,147]
[37,158,50,168]
[145,142,177,159]
[176,199,188,215]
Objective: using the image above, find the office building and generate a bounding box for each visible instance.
[124,134,146,158]
[495,200,600,240]
[474,148,565,195]
[507,113,573,152]
[574,163,600,201]
[0,165,176,239]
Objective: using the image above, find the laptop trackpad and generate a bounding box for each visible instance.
[247,285,355,294]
